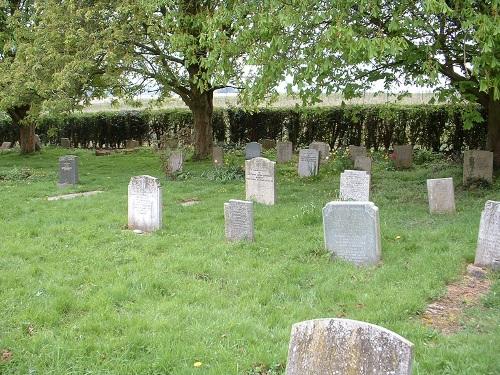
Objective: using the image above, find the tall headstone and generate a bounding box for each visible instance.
[260,138,276,150]
[339,170,371,201]
[474,200,500,270]
[128,175,162,232]
[277,141,293,163]
[224,199,254,241]
[58,155,79,188]
[34,134,41,151]
[323,201,381,266]
[61,138,71,148]
[0,142,11,150]
[167,150,183,174]
[212,146,224,167]
[245,142,262,160]
[309,141,330,163]
[245,157,276,205]
[349,145,367,161]
[463,150,493,185]
[427,178,455,214]
[285,318,414,375]
[393,145,413,169]
[298,149,320,177]
[354,156,372,173]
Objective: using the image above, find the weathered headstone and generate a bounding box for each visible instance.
[224,199,254,241]
[339,170,371,201]
[285,318,414,375]
[463,150,493,185]
[245,142,262,160]
[34,134,41,151]
[260,138,276,150]
[167,150,183,174]
[298,149,320,177]
[95,149,111,156]
[128,175,162,232]
[309,141,330,163]
[126,139,139,149]
[0,142,11,150]
[349,145,367,161]
[427,178,455,214]
[245,157,276,205]
[213,146,224,167]
[474,200,500,270]
[277,141,293,163]
[61,138,71,148]
[58,155,79,188]
[393,145,413,169]
[354,156,372,173]
[323,201,381,266]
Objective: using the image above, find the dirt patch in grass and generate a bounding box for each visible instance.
[422,264,492,335]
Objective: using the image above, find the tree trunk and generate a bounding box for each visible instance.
[189,91,214,159]
[7,105,35,154]
[486,97,500,169]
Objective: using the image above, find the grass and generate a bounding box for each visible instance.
[0,147,499,374]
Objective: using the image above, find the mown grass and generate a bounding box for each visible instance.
[0,147,499,374]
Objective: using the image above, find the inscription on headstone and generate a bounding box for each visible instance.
[463,150,493,185]
[245,157,276,205]
[427,178,455,214]
[61,138,71,148]
[167,150,183,174]
[393,145,413,169]
[213,146,224,167]
[354,156,372,173]
[277,141,293,163]
[309,141,330,163]
[298,149,319,177]
[224,199,254,241]
[245,142,262,160]
[58,155,79,188]
[128,175,162,232]
[339,170,371,201]
[474,200,500,270]
[323,201,381,266]
[349,145,367,161]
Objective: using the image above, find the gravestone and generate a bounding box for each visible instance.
[427,178,455,214]
[213,146,224,167]
[323,201,381,266]
[463,150,493,185]
[393,145,413,169]
[128,175,162,232]
[95,149,111,156]
[245,142,262,160]
[298,149,320,177]
[349,145,367,161]
[0,142,11,150]
[277,141,293,163]
[224,199,254,241]
[58,155,79,188]
[61,138,71,148]
[339,170,370,201]
[126,139,139,149]
[474,200,500,270]
[34,134,41,151]
[167,150,183,174]
[354,156,372,173]
[309,141,330,163]
[260,138,276,150]
[245,157,276,205]
[285,318,414,375]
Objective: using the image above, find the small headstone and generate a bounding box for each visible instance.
[427,178,455,214]
[57,155,78,188]
[126,139,139,149]
[128,175,162,232]
[60,138,71,148]
[95,149,111,156]
[285,318,414,375]
[474,200,500,270]
[277,141,293,163]
[393,145,413,169]
[354,156,372,173]
[1,142,11,150]
[323,201,381,266]
[34,134,41,151]
[245,157,276,205]
[309,141,330,163]
[298,149,319,177]
[463,150,493,185]
[224,199,254,241]
[167,150,183,174]
[260,138,276,150]
[349,145,367,161]
[213,146,224,167]
[339,170,370,201]
[245,142,262,160]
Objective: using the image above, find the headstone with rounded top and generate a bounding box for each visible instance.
[0,142,11,150]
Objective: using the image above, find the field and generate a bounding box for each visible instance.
[0,147,499,374]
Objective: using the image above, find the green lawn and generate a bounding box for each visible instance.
[0,147,499,374]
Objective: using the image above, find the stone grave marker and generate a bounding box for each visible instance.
[126,139,139,149]
[339,170,370,201]
[58,155,79,188]
[393,145,413,169]
[463,150,493,185]
[224,199,254,241]
[427,178,455,214]
[213,146,224,167]
[0,142,11,150]
[474,200,500,270]
[285,318,414,375]
[245,157,276,205]
[260,138,276,150]
[277,141,293,163]
[309,141,330,163]
[245,142,262,160]
[323,201,381,266]
[128,175,162,232]
[61,138,71,148]
[349,145,367,161]
[354,156,372,173]
[298,149,320,177]
[34,134,41,151]
[167,150,183,174]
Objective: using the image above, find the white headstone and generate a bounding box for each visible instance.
[474,200,500,270]
[339,170,371,201]
[224,199,254,241]
[309,141,330,162]
[245,157,276,205]
[323,201,381,266]
[1,142,11,150]
[245,142,262,160]
[298,149,319,177]
[354,156,372,173]
[277,141,293,163]
[128,175,162,232]
[427,178,455,214]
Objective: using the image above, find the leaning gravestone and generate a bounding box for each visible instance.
[298,149,320,177]
[245,142,262,160]
[354,156,372,173]
[427,178,455,214]
[61,138,71,148]
[393,145,413,169]
[323,201,381,266]
[277,141,293,163]
[213,146,224,167]
[245,157,276,205]
[285,318,414,375]
[0,142,11,150]
[463,150,493,185]
[167,150,183,174]
[349,145,367,161]
[128,175,162,232]
[58,155,78,188]
[474,200,500,270]
[339,170,371,201]
[309,141,330,163]
[224,199,254,241]
[260,138,276,150]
